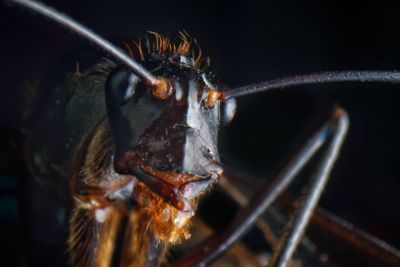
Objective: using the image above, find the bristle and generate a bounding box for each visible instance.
[123,42,134,57]
[134,39,145,61]
[90,32,210,78]
[132,31,209,71]
[79,120,115,186]
[134,182,196,244]
[119,211,167,267]
[72,118,196,244]
[68,198,122,267]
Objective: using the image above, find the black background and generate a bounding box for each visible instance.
[1,0,400,266]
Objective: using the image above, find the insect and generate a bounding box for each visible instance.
[2,0,400,266]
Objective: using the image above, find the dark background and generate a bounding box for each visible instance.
[1,0,400,266]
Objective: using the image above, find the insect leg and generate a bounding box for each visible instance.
[220,156,400,266]
[69,197,122,267]
[119,210,167,267]
[174,107,348,267]
[267,109,348,267]
[190,216,266,267]
[218,176,280,250]
[310,208,400,267]
[221,173,400,267]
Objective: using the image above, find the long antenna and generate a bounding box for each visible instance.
[11,0,159,86]
[223,71,400,100]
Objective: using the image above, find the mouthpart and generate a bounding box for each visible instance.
[128,164,223,212]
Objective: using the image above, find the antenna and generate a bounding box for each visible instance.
[11,0,161,87]
[223,71,400,99]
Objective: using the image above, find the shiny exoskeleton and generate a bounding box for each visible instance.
[26,34,235,267]
[15,1,400,267]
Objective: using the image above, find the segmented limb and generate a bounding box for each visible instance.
[69,196,122,267]
[174,107,348,267]
[119,210,167,267]
[221,163,400,266]
[311,208,400,267]
[267,109,348,267]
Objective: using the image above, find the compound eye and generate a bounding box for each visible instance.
[106,67,139,107]
[221,98,237,126]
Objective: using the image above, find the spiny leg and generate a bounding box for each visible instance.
[174,107,348,267]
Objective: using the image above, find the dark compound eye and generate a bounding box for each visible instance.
[221,98,237,126]
[106,67,139,107]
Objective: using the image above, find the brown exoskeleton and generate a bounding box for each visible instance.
[11,0,400,266]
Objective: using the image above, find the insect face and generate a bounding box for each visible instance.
[105,55,224,213]
[5,1,400,266]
